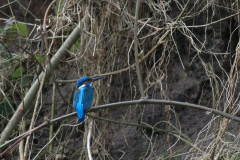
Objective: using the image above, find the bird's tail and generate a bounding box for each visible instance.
[76,104,85,122]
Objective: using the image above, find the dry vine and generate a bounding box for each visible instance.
[1,0,240,159]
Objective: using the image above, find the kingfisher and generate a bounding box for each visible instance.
[73,76,103,122]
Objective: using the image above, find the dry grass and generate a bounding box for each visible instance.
[1,0,240,159]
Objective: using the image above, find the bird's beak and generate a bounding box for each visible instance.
[91,76,103,82]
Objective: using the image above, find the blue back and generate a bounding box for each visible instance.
[73,85,94,122]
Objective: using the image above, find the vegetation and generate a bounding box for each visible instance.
[1,0,240,159]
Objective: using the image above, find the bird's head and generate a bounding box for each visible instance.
[76,76,103,89]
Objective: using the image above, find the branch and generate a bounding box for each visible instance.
[1,99,240,152]
[91,99,240,123]
[0,112,75,154]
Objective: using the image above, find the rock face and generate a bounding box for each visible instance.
[1,0,240,159]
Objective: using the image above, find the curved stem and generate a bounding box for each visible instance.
[2,99,240,152]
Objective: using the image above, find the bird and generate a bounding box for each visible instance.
[73,76,103,122]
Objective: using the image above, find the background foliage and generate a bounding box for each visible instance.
[1,0,240,159]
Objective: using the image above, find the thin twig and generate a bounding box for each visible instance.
[57,0,193,82]
[43,0,57,54]
[134,0,145,98]
[87,119,93,160]
[23,66,47,159]
[86,114,203,153]
[49,83,56,152]
[103,0,160,31]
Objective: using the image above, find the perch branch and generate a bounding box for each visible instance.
[1,99,240,152]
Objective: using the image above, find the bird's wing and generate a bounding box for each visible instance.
[73,89,80,109]
[80,86,94,110]
[76,87,94,122]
